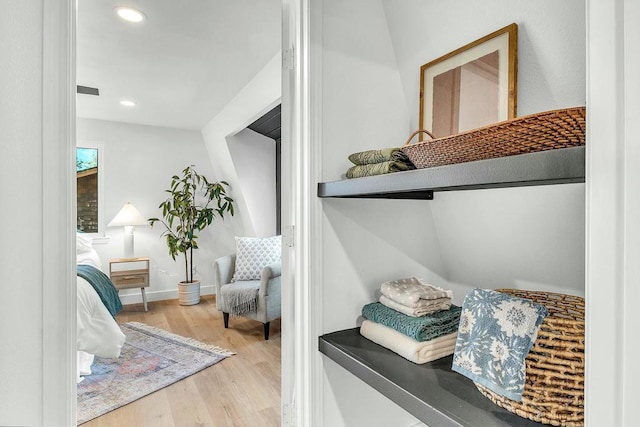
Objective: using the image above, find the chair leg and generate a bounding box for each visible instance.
[223,312,229,328]
[263,322,270,340]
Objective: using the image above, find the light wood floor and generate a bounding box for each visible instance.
[81,295,281,427]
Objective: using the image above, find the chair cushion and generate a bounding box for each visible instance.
[232,235,281,281]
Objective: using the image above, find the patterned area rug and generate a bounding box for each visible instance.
[77,322,234,425]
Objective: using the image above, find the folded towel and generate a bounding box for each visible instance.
[346,161,414,179]
[360,320,457,364]
[380,277,453,308]
[452,288,548,401]
[379,294,451,317]
[348,148,411,165]
[362,302,461,342]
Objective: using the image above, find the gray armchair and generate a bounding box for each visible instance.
[213,253,282,340]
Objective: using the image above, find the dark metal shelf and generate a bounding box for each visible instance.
[319,328,542,427]
[317,146,585,199]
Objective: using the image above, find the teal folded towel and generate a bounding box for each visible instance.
[77,264,123,318]
[362,302,461,342]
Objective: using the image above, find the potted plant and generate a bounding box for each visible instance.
[149,165,234,305]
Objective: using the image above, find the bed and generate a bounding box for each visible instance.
[76,233,126,382]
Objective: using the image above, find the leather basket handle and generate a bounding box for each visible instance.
[404,129,435,146]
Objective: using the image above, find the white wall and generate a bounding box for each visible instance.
[432,185,585,297]
[318,0,585,425]
[227,128,277,237]
[0,2,46,424]
[320,1,445,425]
[201,52,281,238]
[77,118,238,302]
[381,0,586,131]
[381,0,586,296]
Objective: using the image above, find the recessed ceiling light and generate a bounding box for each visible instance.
[120,100,136,107]
[115,7,146,23]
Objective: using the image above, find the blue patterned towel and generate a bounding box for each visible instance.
[452,288,548,401]
[362,302,461,342]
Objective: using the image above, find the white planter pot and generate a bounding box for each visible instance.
[178,280,200,305]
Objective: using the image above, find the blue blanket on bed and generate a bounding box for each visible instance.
[77,264,123,318]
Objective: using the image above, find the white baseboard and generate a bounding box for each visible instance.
[118,284,216,305]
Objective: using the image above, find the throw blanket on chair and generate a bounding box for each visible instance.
[77,264,123,318]
[221,282,260,316]
[452,288,548,401]
[362,302,461,342]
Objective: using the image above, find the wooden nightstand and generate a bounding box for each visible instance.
[109,256,150,311]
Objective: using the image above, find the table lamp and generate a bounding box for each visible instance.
[107,202,147,258]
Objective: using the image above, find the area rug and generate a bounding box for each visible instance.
[77,322,234,425]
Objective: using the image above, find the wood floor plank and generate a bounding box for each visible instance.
[80,296,281,427]
[166,377,217,426]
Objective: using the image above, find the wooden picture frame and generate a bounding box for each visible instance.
[419,23,518,139]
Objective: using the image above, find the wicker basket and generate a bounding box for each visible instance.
[474,289,585,426]
[402,107,586,169]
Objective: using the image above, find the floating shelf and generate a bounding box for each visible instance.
[319,328,542,427]
[317,146,585,199]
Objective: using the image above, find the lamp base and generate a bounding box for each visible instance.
[123,226,135,258]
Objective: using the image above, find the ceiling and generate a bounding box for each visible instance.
[77,0,282,131]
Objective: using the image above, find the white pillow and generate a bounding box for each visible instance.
[76,232,93,254]
[76,249,103,271]
[232,235,281,281]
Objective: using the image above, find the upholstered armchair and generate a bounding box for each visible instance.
[213,247,282,340]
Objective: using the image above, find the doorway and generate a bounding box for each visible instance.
[234,103,282,236]
[75,1,285,425]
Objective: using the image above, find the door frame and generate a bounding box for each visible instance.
[42,0,77,425]
[584,0,640,425]
[281,0,324,425]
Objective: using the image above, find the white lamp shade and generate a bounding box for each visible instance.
[108,202,147,227]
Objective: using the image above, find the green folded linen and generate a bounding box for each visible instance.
[346,161,413,179]
[362,302,461,342]
[348,148,408,165]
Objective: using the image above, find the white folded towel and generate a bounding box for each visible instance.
[380,277,453,308]
[360,320,457,364]
[379,295,451,317]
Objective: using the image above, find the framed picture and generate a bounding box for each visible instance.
[419,23,517,139]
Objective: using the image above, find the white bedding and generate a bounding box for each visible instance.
[77,276,125,358]
[76,243,125,382]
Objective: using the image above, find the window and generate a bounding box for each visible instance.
[76,142,105,238]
